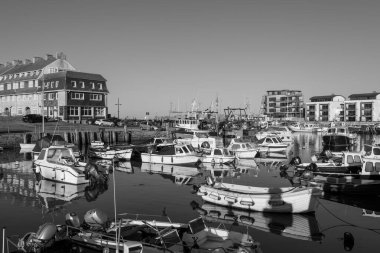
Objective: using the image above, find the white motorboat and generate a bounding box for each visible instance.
[34,146,108,185]
[140,143,202,166]
[175,130,219,150]
[227,138,258,159]
[288,122,321,132]
[197,178,322,213]
[256,135,288,153]
[201,147,236,165]
[255,126,294,143]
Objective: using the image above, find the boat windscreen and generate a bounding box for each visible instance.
[188,217,206,234]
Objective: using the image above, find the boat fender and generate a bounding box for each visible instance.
[240,215,255,225]
[209,210,221,217]
[302,170,314,180]
[206,176,215,186]
[35,166,41,174]
[240,200,255,206]
[225,196,237,203]
[201,141,210,149]
[209,192,221,200]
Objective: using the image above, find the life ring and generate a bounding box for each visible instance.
[201,141,210,149]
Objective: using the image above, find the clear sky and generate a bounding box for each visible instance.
[1,0,380,118]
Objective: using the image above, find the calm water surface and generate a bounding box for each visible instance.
[1,133,380,252]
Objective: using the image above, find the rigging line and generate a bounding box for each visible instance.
[317,198,380,232]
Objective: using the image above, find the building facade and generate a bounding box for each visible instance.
[305,92,380,122]
[261,90,304,119]
[305,95,345,122]
[0,53,109,123]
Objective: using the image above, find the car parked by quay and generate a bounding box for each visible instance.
[94,119,115,127]
[22,114,48,123]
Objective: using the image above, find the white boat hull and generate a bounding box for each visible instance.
[34,163,89,185]
[233,150,258,159]
[140,153,201,166]
[198,184,322,213]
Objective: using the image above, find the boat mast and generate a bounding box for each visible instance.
[41,71,45,135]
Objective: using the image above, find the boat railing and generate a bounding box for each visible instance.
[117,212,174,224]
[5,234,24,253]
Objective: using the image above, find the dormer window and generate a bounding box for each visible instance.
[91,82,95,89]
[80,81,85,88]
[55,81,59,88]
[98,83,103,90]
[71,81,77,87]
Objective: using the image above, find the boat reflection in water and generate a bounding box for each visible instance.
[190,201,324,242]
[322,194,380,217]
[202,163,260,180]
[254,152,288,172]
[115,160,204,186]
[35,179,108,213]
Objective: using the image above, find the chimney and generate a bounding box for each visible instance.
[56,52,67,60]
[33,57,44,63]
[46,54,54,60]
[24,59,32,64]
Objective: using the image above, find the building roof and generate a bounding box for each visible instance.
[44,70,107,82]
[1,58,57,75]
[309,95,342,101]
[348,92,380,100]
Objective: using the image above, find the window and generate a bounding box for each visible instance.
[365,162,374,172]
[48,93,57,100]
[98,83,103,90]
[71,81,77,87]
[81,107,92,116]
[71,92,84,100]
[95,107,105,116]
[91,82,95,89]
[0,85,3,91]
[69,107,79,116]
[17,107,22,115]
[55,81,59,88]
[13,82,19,89]
[347,155,354,164]
[90,94,102,101]
[80,81,85,88]
[376,163,380,172]
[374,148,380,156]
[20,82,24,89]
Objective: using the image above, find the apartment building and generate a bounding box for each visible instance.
[0,53,109,123]
[305,92,380,122]
[261,90,304,119]
[305,95,345,122]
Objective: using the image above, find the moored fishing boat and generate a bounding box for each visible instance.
[34,146,108,185]
[140,143,202,166]
[295,152,363,175]
[227,138,258,159]
[256,135,288,153]
[197,178,322,213]
[255,126,294,143]
[304,159,380,195]
[288,122,320,132]
[201,147,236,165]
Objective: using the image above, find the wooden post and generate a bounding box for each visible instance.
[74,129,79,145]
[112,131,117,144]
[64,132,69,143]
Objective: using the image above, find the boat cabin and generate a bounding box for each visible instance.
[203,148,231,157]
[362,144,380,160]
[151,143,196,156]
[257,136,284,145]
[361,159,380,176]
[37,146,76,165]
[228,140,255,151]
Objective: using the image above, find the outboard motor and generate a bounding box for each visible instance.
[65,212,81,228]
[84,209,109,231]
[18,223,57,252]
[85,163,109,184]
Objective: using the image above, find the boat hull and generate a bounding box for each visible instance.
[34,163,89,185]
[198,184,322,213]
[140,153,201,166]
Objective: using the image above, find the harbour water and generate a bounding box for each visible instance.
[1,133,380,252]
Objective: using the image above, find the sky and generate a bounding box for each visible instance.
[1,0,380,118]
